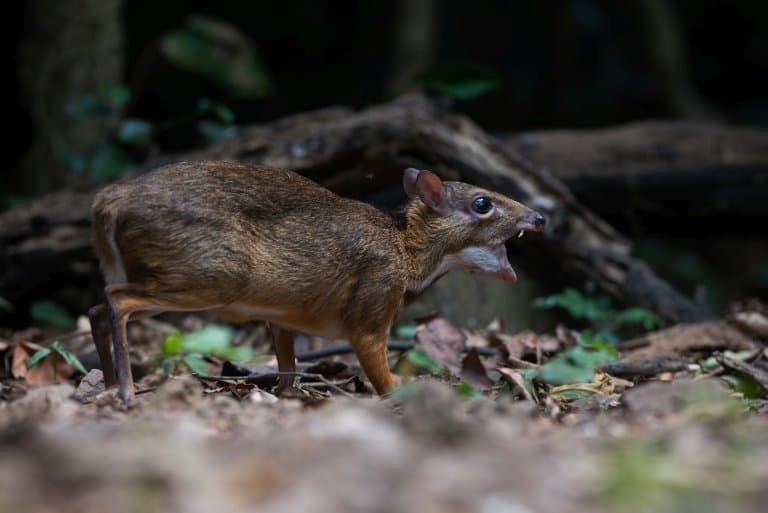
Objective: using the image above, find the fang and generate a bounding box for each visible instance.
[517,230,525,239]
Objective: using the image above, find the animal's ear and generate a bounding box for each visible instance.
[403,168,448,214]
[415,170,449,214]
[403,168,421,199]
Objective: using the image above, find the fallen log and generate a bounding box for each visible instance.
[504,121,768,233]
[0,95,711,325]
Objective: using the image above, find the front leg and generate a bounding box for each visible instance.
[270,324,296,393]
[349,331,394,395]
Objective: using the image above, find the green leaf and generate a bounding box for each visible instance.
[211,345,257,362]
[88,143,134,181]
[406,348,443,375]
[455,381,484,399]
[197,98,235,123]
[0,296,13,312]
[180,325,234,354]
[518,368,538,396]
[161,332,184,356]
[30,300,76,329]
[537,338,618,385]
[26,347,52,368]
[51,341,87,375]
[415,62,501,100]
[721,374,767,399]
[538,355,597,385]
[387,380,425,402]
[196,120,236,143]
[161,17,272,98]
[66,96,111,120]
[578,331,619,356]
[394,324,417,339]
[550,388,595,400]
[614,307,660,330]
[117,119,153,147]
[0,194,26,210]
[98,82,131,110]
[160,357,175,375]
[182,354,209,376]
[534,288,615,322]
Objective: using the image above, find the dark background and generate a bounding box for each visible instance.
[6,0,768,190]
[2,0,767,324]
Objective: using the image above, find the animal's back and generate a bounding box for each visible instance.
[91,161,403,314]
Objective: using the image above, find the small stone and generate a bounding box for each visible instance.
[73,369,106,402]
[249,389,279,405]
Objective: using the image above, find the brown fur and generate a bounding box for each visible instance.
[89,161,542,402]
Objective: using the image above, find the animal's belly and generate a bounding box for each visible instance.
[213,302,347,339]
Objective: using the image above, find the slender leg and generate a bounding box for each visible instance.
[105,295,135,404]
[350,332,394,395]
[271,325,296,393]
[104,283,230,404]
[88,303,117,387]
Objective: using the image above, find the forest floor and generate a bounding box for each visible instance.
[2,303,768,513]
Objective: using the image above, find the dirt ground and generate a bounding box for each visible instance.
[2,309,768,513]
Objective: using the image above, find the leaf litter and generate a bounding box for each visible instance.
[1,301,767,513]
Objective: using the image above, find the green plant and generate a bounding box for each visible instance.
[27,340,88,375]
[161,15,272,99]
[536,331,619,385]
[30,300,76,329]
[60,14,268,182]
[455,381,485,399]
[534,283,659,343]
[0,296,13,312]
[405,348,444,375]
[414,62,501,100]
[156,325,261,376]
[61,82,147,181]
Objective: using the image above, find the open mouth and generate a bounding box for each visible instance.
[461,212,546,283]
[495,243,518,282]
[494,215,547,282]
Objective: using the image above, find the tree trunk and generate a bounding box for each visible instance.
[15,0,124,194]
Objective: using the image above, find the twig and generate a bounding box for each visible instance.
[698,347,765,380]
[41,330,91,345]
[194,371,357,397]
[600,357,690,378]
[505,355,540,370]
[295,340,499,362]
[717,354,768,388]
[615,337,651,351]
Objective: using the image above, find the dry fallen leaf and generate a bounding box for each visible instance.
[491,329,559,361]
[497,367,538,404]
[11,343,76,385]
[623,322,754,360]
[549,370,634,402]
[11,345,30,379]
[414,317,465,376]
[460,348,494,390]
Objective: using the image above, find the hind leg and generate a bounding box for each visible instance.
[105,283,225,403]
[104,285,139,403]
[88,303,117,387]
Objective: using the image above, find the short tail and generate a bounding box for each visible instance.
[91,191,126,284]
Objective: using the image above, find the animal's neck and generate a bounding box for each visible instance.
[397,201,456,294]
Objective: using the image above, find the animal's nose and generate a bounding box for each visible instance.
[526,211,546,230]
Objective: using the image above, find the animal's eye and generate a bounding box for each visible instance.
[472,196,493,214]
